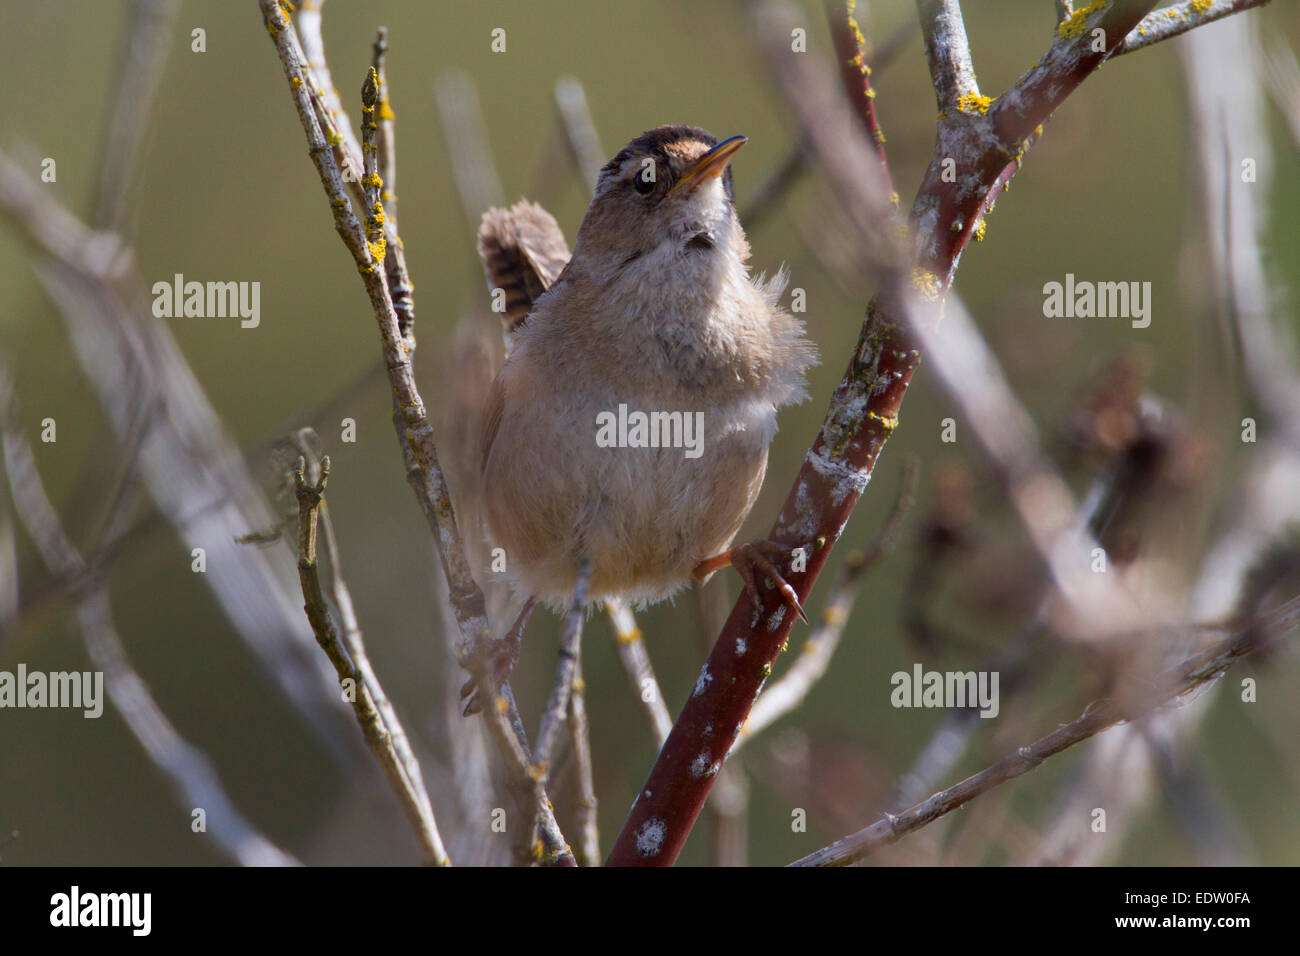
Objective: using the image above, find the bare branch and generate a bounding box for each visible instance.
[605,599,673,747]
[737,458,917,747]
[291,456,449,865]
[567,645,600,866]
[916,0,979,111]
[553,77,605,192]
[532,560,592,806]
[826,1,893,191]
[94,0,178,234]
[793,598,1300,866]
[0,361,298,867]
[433,71,506,229]
[1116,0,1273,56]
[0,146,361,761]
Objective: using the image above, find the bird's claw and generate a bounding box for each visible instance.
[725,540,809,624]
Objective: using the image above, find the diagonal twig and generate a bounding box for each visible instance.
[0,360,298,867]
[793,595,1300,866]
[290,455,449,865]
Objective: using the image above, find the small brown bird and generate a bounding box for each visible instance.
[469,126,817,698]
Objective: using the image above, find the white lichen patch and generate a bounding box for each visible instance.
[690,750,720,779]
[767,606,787,630]
[735,636,747,656]
[693,666,713,697]
[780,481,819,541]
[808,448,870,506]
[636,817,668,857]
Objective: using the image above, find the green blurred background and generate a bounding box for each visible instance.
[1,0,1298,866]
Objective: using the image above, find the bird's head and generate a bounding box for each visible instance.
[573,125,747,281]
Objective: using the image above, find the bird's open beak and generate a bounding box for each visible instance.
[668,134,747,195]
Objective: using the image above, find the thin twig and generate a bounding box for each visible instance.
[554,76,605,192]
[533,560,592,780]
[567,645,600,866]
[1116,0,1273,56]
[741,11,916,230]
[316,465,440,859]
[826,1,893,191]
[605,598,673,748]
[291,455,450,866]
[792,596,1300,865]
[93,0,178,234]
[298,0,364,185]
[370,27,415,354]
[433,70,505,229]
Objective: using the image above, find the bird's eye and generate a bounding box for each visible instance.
[633,166,657,195]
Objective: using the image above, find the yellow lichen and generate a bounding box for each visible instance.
[1058,0,1108,40]
[617,627,643,645]
[956,90,994,115]
[910,267,942,301]
[1190,0,1212,12]
[974,218,987,242]
[868,410,899,432]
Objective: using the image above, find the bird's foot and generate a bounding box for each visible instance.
[694,539,808,624]
[460,597,535,716]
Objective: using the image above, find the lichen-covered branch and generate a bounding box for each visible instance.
[916,0,979,112]
[826,1,893,191]
[256,0,575,865]
[735,458,916,749]
[1117,0,1273,55]
[605,0,1250,867]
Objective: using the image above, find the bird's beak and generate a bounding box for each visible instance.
[668,134,747,195]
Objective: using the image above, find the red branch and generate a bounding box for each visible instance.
[826,0,893,194]
[605,0,1162,867]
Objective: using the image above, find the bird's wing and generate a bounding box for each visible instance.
[476,200,571,349]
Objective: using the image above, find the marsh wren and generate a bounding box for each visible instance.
[469,126,817,703]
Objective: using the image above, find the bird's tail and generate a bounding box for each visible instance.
[475,200,571,349]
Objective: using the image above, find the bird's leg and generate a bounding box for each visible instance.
[693,540,809,623]
[461,596,537,716]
